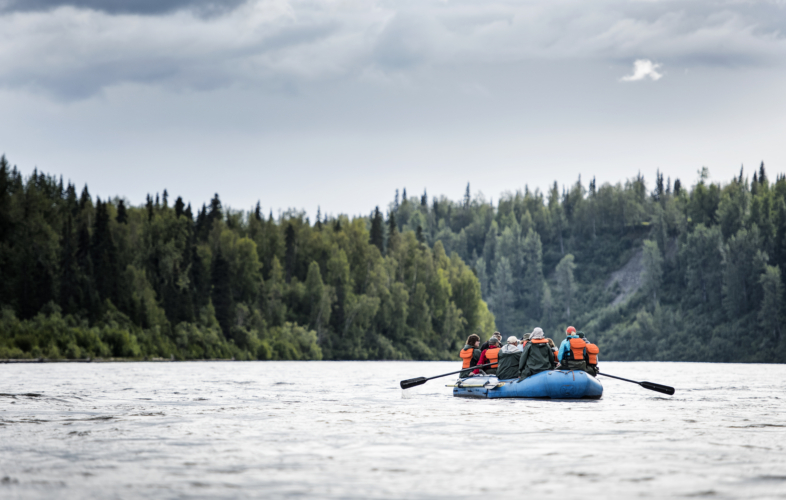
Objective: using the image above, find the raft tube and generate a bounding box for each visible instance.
[450,370,603,399]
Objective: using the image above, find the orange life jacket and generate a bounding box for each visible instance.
[585,343,599,365]
[484,347,500,368]
[568,338,586,361]
[460,348,475,369]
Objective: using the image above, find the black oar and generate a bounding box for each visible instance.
[598,371,675,395]
[400,363,494,389]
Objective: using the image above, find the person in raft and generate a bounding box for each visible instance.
[459,334,482,377]
[557,326,600,377]
[480,332,503,351]
[473,337,501,375]
[576,331,600,377]
[557,326,584,371]
[495,336,522,380]
[517,327,556,381]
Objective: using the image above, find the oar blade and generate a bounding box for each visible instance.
[400,377,427,390]
[640,381,675,395]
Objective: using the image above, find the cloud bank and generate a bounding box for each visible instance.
[0,0,784,98]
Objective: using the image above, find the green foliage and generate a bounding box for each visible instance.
[387,166,786,362]
[0,157,494,361]
[3,154,786,362]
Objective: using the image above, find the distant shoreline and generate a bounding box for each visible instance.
[0,357,238,363]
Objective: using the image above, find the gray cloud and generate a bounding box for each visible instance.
[0,0,784,99]
[0,0,247,16]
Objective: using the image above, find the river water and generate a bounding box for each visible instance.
[1,361,785,499]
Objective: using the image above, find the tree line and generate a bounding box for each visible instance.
[2,154,785,363]
[393,165,785,362]
[0,156,494,361]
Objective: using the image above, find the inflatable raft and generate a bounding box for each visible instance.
[449,370,603,399]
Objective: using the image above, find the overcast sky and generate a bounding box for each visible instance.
[1,0,785,216]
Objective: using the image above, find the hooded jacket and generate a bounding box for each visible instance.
[518,340,556,380]
[495,344,522,380]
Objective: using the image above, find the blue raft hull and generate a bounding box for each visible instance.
[451,370,603,399]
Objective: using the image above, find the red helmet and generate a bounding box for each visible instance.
[566,326,577,335]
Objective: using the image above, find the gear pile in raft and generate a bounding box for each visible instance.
[451,326,603,399]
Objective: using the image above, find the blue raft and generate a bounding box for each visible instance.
[450,370,603,399]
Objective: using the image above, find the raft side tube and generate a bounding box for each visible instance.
[452,370,602,399]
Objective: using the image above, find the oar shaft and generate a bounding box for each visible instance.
[597,372,639,384]
[425,362,494,381]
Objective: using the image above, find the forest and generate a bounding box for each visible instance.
[0,156,493,361]
[1,154,785,363]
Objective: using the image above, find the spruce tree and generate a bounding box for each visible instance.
[195,204,208,241]
[146,194,154,220]
[175,196,185,218]
[207,194,222,227]
[369,206,384,253]
[65,183,78,216]
[116,199,128,224]
[285,223,296,282]
[79,185,91,211]
[91,198,121,308]
[76,218,99,318]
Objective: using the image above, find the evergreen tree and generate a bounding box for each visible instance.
[387,211,398,252]
[91,198,122,307]
[146,194,154,220]
[369,207,384,253]
[207,194,222,227]
[117,199,128,224]
[175,196,185,218]
[284,223,296,283]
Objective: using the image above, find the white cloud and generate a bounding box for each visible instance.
[620,59,664,82]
